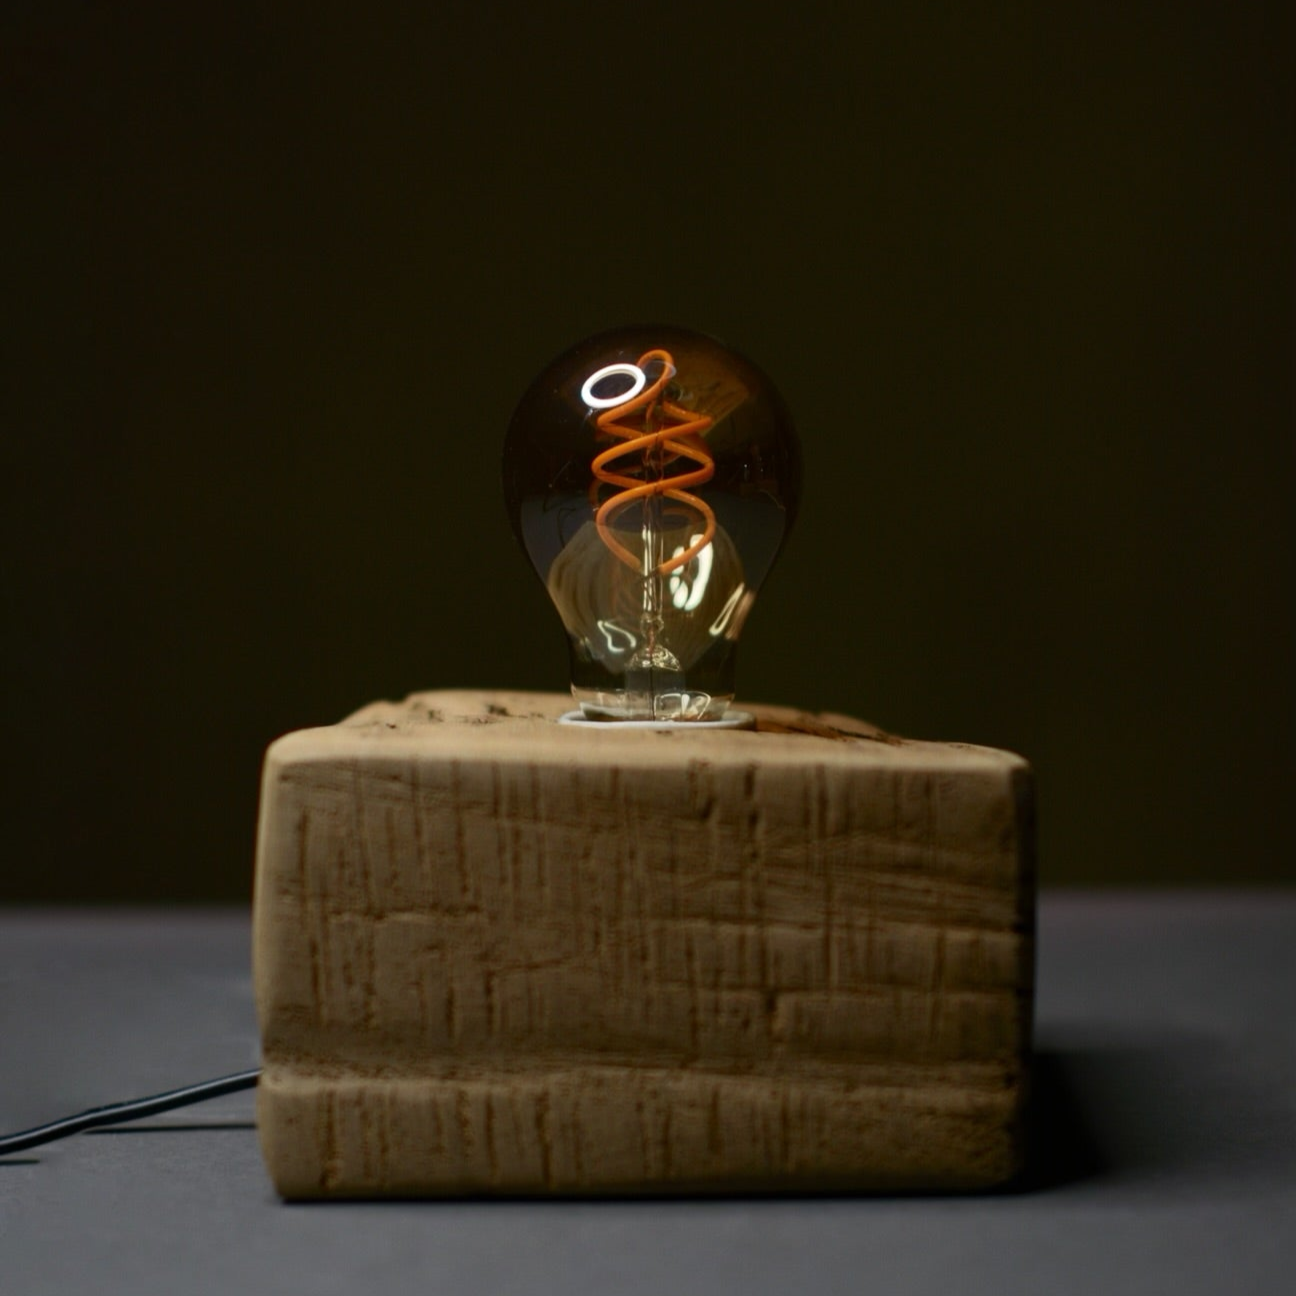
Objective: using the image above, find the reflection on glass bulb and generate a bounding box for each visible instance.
[503,324,801,722]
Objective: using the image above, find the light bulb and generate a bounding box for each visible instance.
[503,324,801,722]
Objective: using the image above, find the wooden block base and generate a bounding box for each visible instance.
[252,690,1035,1198]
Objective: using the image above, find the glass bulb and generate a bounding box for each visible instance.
[503,324,801,722]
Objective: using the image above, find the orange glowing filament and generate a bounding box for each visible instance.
[589,349,715,576]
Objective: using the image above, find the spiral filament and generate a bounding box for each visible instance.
[588,349,716,577]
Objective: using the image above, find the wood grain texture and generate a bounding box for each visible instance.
[253,690,1034,1197]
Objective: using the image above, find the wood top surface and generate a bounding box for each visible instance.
[264,689,1027,776]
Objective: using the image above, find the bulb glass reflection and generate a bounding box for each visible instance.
[503,325,801,722]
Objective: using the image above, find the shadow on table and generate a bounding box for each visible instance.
[1017,1035,1292,1195]
[1013,1050,1108,1190]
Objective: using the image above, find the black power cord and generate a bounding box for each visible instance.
[0,1070,261,1156]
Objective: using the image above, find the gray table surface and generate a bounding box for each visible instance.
[2,893,1293,1295]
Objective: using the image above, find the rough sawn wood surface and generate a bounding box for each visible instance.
[253,690,1034,1197]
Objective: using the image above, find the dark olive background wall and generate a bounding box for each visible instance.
[3,3,1291,901]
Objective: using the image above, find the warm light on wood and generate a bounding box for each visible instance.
[253,690,1035,1198]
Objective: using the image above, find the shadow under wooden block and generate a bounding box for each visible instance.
[252,690,1035,1198]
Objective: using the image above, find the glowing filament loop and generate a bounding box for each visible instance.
[581,364,646,410]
